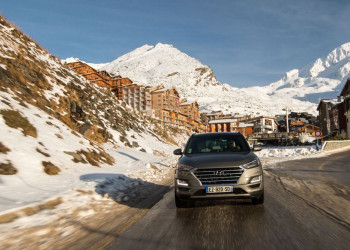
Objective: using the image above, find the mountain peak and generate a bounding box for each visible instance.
[298,42,350,79]
[100,43,219,90]
[154,43,174,49]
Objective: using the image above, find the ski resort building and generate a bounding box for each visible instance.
[66,62,205,132]
[298,124,321,136]
[66,61,133,93]
[208,119,238,132]
[243,116,278,134]
[340,79,350,138]
[317,99,341,137]
[121,84,153,114]
[180,100,200,123]
[150,86,180,121]
[235,122,255,137]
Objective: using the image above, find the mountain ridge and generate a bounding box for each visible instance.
[69,42,350,116]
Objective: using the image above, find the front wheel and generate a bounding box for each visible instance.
[252,194,264,205]
[175,195,190,208]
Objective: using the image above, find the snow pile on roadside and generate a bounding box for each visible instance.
[94,163,173,204]
[255,146,319,158]
[0,90,180,214]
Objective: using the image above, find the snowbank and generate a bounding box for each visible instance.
[255,146,319,158]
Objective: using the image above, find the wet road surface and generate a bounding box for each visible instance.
[266,149,350,187]
[107,174,350,249]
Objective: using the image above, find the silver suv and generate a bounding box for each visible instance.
[174,132,264,208]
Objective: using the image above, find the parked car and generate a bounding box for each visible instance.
[173,132,264,208]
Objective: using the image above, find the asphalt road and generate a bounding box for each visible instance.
[266,149,350,187]
[106,163,350,250]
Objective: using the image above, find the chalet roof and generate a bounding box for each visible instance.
[340,78,350,97]
[152,87,170,93]
[316,99,340,111]
[180,101,198,106]
[244,116,277,121]
[152,87,180,97]
[331,101,344,109]
[301,124,320,129]
[238,122,254,127]
[180,101,192,106]
[209,119,237,124]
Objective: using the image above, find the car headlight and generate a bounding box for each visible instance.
[241,158,261,169]
[176,163,195,171]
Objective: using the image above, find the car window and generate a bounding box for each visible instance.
[185,134,250,154]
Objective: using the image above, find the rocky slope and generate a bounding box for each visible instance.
[0,14,185,192]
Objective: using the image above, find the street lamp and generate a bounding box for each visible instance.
[282,107,291,134]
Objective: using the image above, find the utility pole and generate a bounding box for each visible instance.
[282,107,291,134]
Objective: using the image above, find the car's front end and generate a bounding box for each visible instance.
[174,133,264,207]
[175,153,263,201]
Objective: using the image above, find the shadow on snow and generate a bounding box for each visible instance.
[80,173,170,209]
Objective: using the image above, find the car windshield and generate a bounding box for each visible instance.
[185,134,250,154]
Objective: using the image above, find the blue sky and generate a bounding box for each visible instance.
[1,0,350,87]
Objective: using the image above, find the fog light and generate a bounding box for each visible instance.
[177,179,189,186]
[250,175,261,184]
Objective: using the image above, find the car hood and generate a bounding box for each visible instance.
[179,152,257,168]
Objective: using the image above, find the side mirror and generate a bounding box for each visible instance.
[173,148,183,155]
[253,145,262,152]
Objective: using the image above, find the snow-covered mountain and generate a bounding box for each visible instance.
[87,42,350,116]
[265,42,350,103]
[101,43,220,88]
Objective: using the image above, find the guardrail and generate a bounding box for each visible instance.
[322,140,350,151]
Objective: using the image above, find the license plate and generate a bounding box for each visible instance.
[206,186,233,193]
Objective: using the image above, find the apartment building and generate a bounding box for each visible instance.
[151,87,180,121]
[317,99,340,137]
[209,119,238,132]
[340,78,350,137]
[243,116,278,134]
[66,61,116,90]
[115,76,133,100]
[200,111,223,124]
[67,61,204,131]
[121,84,152,114]
[235,122,255,137]
[177,113,188,127]
[180,100,200,122]
[298,124,321,136]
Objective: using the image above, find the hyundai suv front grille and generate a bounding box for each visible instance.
[194,167,244,185]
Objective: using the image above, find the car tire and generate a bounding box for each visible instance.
[252,194,264,205]
[175,195,190,208]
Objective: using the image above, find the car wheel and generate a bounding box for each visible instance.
[252,194,264,205]
[175,195,190,208]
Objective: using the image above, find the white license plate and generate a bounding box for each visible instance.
[206,186,233,193]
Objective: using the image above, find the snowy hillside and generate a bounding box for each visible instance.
[0,15,187,215]
[91,42,350,115]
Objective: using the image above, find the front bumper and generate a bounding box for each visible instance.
[175,167,264,200]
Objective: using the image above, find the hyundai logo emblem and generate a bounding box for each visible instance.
[215,170,226,176]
